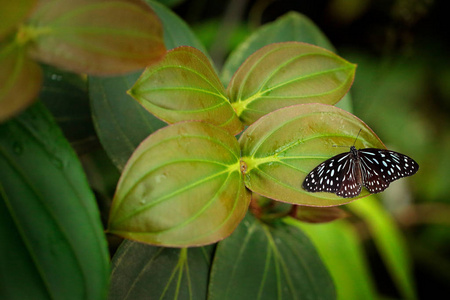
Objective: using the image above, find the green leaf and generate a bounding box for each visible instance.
[0,103,109,300]
[348,196,417,300]
[89,72,165,170]
[108,121,251,247]
[25,0,166,74]
[208,213,335,300]
[227,42,356,125]
[0,0,36,39]
[39,65,97,154]
[286,217,378,299]
[0,193,50,299]
[89,1,209,170]
[0,43,42,122]
[129,46,243,135]
[239,103,385,206]
[110,240,213,299]
[146,0,208,54]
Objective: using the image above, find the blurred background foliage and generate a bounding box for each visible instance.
[162,0,449,298]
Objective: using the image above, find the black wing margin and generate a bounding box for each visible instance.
[358,148,419,194]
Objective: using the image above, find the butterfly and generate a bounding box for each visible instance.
[302,146,419,198]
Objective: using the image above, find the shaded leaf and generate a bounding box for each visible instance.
[0,103,109,300]
[0,192,52,299]
[286,217,378,299]
[294,206,349,223]
[349,196,417,300]
[145,0,208,54]
[239,103,385,206]
[0,44,42,122]
[151,0,186,7]
[108,121,250,247]
[89,72,165,170]
[129,46,243,135]
[89,1,209,170]
[227,42,356,125]
[40,65,97,154]
[208,213,335,300]
[26,0,166,75]
[0,0,37,39]
[110,240,213,300]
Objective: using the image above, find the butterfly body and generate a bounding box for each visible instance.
[302,146,419,198]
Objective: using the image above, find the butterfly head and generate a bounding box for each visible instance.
[350,146,358,156]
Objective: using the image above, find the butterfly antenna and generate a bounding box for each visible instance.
[333,129,363,148]
[352,129,362,146]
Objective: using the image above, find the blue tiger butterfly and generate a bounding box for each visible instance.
[302,137,419,198]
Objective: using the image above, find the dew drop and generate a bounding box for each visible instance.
[51,74,63,81]
[155,173,167,183]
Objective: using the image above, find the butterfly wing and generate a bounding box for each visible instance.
[303,152,352,194]
[358,148,419,194]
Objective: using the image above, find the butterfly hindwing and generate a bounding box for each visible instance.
[302,152,351,194]
[358,148,419,193]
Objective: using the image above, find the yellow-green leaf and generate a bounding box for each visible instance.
[25,0,166,74]
[228,42,356,125]
[0,44,42,122]
[239,103,385,206]
[129,46,243,135]
[109,121,250,247]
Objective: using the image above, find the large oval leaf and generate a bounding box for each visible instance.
[0,103,109,300]
[110,241,213,299]
[227,42,356,125]
[108,121,251,247]
[208,213,335,300]
[26,0,165,75]
[0,44,42,122]
[129,46,243,135]
[239,103,385,206]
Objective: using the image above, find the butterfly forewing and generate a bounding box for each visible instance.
[302,152,351,194]
[358,148,419,193]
